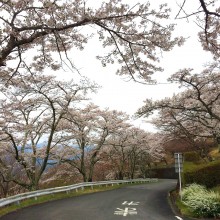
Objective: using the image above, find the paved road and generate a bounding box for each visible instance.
[1,179,193,220]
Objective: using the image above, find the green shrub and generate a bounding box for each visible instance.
[183,160,220,188]
[181,184,220,218]
[181,183,206,201]
[184,151,200,162]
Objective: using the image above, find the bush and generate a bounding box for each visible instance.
[183,160,220,188]
[184,151,200,162]
[181,183,206,201]
[181,184,220,218]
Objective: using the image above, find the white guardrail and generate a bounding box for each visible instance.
[0,178,157,208]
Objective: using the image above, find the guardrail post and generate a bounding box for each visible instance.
[91,185,93,190]
[75,188,78,192]
[34,196,38,200]
[81,186,84,191]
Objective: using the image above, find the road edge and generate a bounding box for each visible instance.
[167,188,183,217]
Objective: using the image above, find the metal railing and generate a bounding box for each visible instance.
[0,178,157,208]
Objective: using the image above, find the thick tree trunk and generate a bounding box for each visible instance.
[0,182,9,197]
[88,162,96,182]
[118,171,124,180]
[82,173,87,182]
[88,177,93,182]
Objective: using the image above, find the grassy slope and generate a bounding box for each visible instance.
[174,147,220,218]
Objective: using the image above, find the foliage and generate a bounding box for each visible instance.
[213,185,220,194]
[0,0,184,83]
[58,105,132,182]
[181,183,206,201]
[209,148,220,160]
[183,160,220,188]
[0,72,165,193]
[175,199,195,218]
[181,183,220,218]
[105,130,165,180]
[176,0,220,59]
[0,74,97,190]
[137,63,220,154]
[184,151,200,162]
[1,0,220,196]
[135,1,220,171]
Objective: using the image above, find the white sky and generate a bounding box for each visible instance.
[55,0,214,132]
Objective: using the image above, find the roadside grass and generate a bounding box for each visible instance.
[170,189,195,218]
[0,182,147,217]
[212,185,220,193]
[209,148,220,160]
[175,198,196,218]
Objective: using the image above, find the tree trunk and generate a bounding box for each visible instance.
[30,182,39,191]
[87,173,93,182]
[88,177,93,182]
[0,182,9,197]
[82,173,87,182]
[118,171,124,180]
[88,163,95,182]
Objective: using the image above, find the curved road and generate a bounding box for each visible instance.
[1,179,193,220]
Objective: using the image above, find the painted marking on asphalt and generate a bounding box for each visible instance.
[175,216,183,220]
[122,201,140,206]
[114,208,137,216]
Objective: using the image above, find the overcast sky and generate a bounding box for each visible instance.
[55,0,214,132]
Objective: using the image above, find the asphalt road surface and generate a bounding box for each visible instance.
[1,179,194,220]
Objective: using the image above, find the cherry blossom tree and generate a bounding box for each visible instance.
[105,126,164,179]
[57,104,130,182]
[0,0,184,82]
[127,128,145,179]
[176,0,220,58]
[150,108,213,158]
[106,126,131,180]
[169,65,220,145]
[137,64,220,152]
[0,74,96,190]
[126,128,155,179]
[136,132,166,177]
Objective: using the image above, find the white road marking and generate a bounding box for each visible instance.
[122,201,140,205]
[175,216,183,220]
[114,208,137,216]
